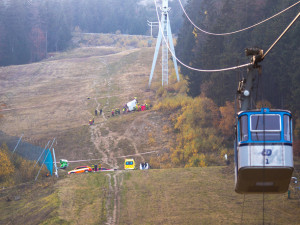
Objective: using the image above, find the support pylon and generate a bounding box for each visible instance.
[149,0,179,87]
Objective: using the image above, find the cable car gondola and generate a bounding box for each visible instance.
[235,108,294,193]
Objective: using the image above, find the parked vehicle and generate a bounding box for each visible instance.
[140,162,150,170]
[124,159,135,170]
[68,166,92,174]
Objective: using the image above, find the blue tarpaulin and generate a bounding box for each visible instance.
[44,149,53,176]
[0,131,55,176]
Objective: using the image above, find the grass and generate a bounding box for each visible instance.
[2,34,299,225]
[106,113,135,134]
[71,33,154,50]
[50,46,121,60]
[54,125,98,161]
[57,173,109,224]
[119,167,300,225]
[0,179,65,225]
[100,127,109,136]
[0,173,110,224]
[1,163,299,225]
[117,138,134,156]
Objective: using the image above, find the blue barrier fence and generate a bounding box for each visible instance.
[0,131,53,175]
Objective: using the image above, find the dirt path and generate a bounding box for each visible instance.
[90,112,156,224]
[89,111,122,225]
[0,45,158,224]
[88,53,129,224]
[89,88,119,225]
[87,46,158,224]
[122,112,154,162]
[90,111,158,224]
[105,170,123,225]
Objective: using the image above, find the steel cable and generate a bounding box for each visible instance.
[153,0,252,73]
[177,0,300,36]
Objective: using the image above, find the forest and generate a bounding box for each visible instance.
[0,0,299,168]
[175,0,299,114]
[0,0,184,66]
[151,0,300,167]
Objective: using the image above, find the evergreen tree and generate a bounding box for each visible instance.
[2,0,31,65]
[175,0,299,111]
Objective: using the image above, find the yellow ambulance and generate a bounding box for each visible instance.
[124,159,135,170]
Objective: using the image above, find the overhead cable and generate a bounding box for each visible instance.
[262,12,300,59]
[153,0,252,72]
[54,151,158,163]
[178,0,300,36]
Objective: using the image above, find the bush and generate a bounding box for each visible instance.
[0,149,14,182]
[0,143,49,187]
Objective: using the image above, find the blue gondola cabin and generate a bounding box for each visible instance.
[235,108,294,193]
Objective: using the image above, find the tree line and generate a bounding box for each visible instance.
[149,75,236,168]
[0,143,48,187]
[0,0,71,65]
[0,0,184,66]
[175,0,300,137]
[149,0,300,168]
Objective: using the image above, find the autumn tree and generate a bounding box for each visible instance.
[219,101,235,139]
[256,100,272,109]
[170,97,222,167]
[176,0,299,115]
[0,147,14,182]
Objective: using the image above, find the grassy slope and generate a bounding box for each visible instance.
[1,167,299,225]
[0,33,170,224]
[0,43,164,166]
[119,167,300,225]
[0,180,63,225]
[56,173,109,224]
[1,34,300,224]
[0,173,110,225]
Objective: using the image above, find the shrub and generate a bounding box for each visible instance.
[0,149,14,182]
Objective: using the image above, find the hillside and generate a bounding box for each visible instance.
[0,34,300,224]
[1,167,300,224]
[120,167,300,225]
[0,0,185,66]
[0,33,169,170]
[175,0,300,114]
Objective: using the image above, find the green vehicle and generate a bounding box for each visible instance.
[60,159,69,169]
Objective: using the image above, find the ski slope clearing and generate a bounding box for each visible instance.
[1,34,299,224]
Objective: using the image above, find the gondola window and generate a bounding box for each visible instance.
[239,115,248,141]
[284,115,291,141]
[250,115,281,141]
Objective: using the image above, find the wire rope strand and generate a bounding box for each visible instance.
[153,0,252,73]
[262,107,266,225]
[292,167,300,207]
[262,12,300,59]
[263,191,265,225]
[154,0,298,73]
[54,151,158,163]
[254,70,261,106]
[240,194,246,225]
[178,0,300,36]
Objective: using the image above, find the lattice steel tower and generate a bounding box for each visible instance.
[148,0,179,87]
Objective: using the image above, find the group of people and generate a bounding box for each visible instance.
[128,102,150,112]
[133,103,149,112]
[95,109,103,116]
[111,108,120,116]
[89,109,103,125]
[112,103,150,116]
[140,162,150,170]
[89,118,94,125]
[90,98,151,121]
[91,164,101,171]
